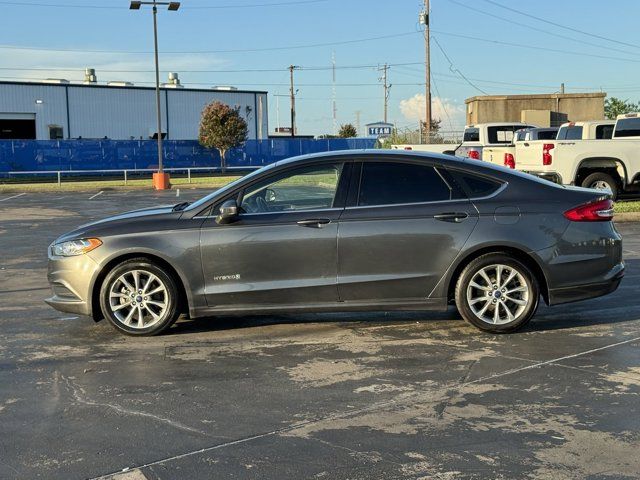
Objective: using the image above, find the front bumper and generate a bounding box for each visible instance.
[45,251,100,317]
[548,262,625,305]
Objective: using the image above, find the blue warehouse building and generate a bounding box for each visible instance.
[0,74,268,141]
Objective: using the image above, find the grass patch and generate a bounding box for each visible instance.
[0,175,240,193]
[615,201,640,213]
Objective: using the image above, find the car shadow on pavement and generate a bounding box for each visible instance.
[168,310,459,336]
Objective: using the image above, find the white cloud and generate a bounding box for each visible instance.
[399,93,466,130]
[0,49,228,87]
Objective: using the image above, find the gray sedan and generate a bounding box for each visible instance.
[45,151,624,336]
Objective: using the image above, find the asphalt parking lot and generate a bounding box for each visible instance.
[1,188,639,480]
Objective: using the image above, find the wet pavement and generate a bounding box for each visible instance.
[0,189,639,479]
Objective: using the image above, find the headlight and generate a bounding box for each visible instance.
[52,238,102,257]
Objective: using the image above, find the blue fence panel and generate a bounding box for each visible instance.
[0,138,377,173]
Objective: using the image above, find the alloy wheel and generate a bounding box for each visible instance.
[590,180,611,191]
[108,269,168,329]
[466,264,529,325]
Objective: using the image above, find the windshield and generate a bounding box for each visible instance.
[185,165,272,212]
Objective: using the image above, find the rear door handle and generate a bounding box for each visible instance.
[434,212,469,223]
[297,218,331,228]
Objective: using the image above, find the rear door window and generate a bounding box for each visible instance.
[595,124,614,139]
[614,118,640,137]
[357,162,455,207]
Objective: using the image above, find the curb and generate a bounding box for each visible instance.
[615,212,640,223]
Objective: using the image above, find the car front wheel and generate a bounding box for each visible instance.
[455,253,539,333]
[100,259,180,336]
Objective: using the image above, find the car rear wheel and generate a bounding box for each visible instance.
[581,172,618,199]
[455,253,539,333]
[100,259,180,336]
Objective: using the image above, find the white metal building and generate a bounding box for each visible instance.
[0,78,268,141]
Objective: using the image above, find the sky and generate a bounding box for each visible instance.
[1,0,640,136]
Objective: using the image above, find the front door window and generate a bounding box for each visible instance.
[240,164,343,214]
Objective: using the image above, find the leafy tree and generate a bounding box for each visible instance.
[605,97,639,120]
[199,101,248,171]
[338,123,358,138]
[420,118,442,141]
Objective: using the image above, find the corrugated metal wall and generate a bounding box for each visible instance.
[167,90,268,141]
[0,82,268,141]
[0,83,68,139]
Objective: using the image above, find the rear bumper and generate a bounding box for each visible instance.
[548,262,624,305]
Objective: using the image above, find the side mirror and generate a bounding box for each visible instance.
[216,199,239,224]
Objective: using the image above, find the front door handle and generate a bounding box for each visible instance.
[297,218,331,228]
[434,212,469,223]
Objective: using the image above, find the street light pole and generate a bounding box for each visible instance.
[152,4,163,176]
[130,1,180,190]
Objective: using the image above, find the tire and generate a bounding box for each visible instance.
[581,172,618,199]
[455,253,539,334]
[99,258,180,336]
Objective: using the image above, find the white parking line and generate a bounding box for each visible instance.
[0,193,26,202]
[89,191,104,200]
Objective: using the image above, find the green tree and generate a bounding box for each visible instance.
[605,97,639,120]
[338,123,358,138]
[199,101,248,171]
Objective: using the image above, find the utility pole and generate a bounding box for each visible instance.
[378,64,391,123]
[355,110,362,136]
[421,0,432,142]
[289,65,299,137]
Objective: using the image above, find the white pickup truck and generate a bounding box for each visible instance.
[512,114,640,198]
[483,127,558,168]
[392,122,534,158]
[556,120,615,140]
[482,121,615,168]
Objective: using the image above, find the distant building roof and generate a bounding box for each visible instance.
[466,92,606,104]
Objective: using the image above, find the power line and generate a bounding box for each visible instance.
[430,72,455,132]
[447,0,640,58]
[430,35,489,95]
[430,29,640,65]
[480,0,640,50]
[0,31,419,54]
[0,61,421,74]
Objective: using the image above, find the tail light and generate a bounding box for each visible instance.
[468,150,480,160]
[564,199,614,222]
[404,146,413,150]
[504,153,515,169]
[543,143,554,165]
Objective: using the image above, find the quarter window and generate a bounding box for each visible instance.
[453,172,502,198]
[240,164,343,213]
[357,162,453,207]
